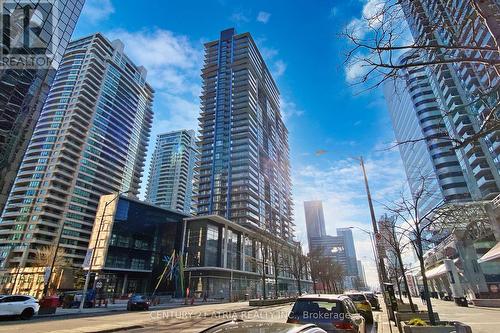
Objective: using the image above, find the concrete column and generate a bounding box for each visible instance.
[444,259,464,298]
[121,274,128,295]
[223,225,228,268]
[241,233,246,272]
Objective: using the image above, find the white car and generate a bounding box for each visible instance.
[0,295,40,319]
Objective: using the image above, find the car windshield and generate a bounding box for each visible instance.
[131,295,146,301]
[348,294,366,302]
[290,299,345,321]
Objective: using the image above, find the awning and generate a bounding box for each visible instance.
[425,263,447,279]
[425,258,459,279]
[478,242,500,263]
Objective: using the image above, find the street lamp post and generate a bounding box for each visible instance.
[357,156,389,285]
[79,191,129,312]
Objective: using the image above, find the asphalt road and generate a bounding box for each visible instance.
[0,301,378,333]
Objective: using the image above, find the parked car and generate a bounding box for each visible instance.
[363,292,380,310]
[0,295,40,320]
[126,294,150,311]
[345,293,373,324]
[287,294,366,332]
[201,319,327,332]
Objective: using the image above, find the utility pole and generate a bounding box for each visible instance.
[359,156,388,283]
[79,191,128,312]
[359,157,393,327]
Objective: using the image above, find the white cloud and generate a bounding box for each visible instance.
[80,0,114,24]
[257,11,271,24]
[330,7,339,18]
[230,11,250,23]
[292,148,407,287]
[273,59,287,78]
[280,96,304,120]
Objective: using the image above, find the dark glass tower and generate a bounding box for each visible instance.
[0,0,85,213]
[197,28,294,241]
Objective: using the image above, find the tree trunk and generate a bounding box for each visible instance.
[396,248,416,312]
[396,277,403,302]
[417,238,436,325]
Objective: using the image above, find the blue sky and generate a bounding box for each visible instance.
[74,0,409,287]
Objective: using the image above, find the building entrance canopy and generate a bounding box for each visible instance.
[478,242,500,263]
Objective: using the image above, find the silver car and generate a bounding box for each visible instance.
[287,294,365,333]
[201,319,327,333]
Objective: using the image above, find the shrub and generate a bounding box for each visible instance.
[407,318,428,326]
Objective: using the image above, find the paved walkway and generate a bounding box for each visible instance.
[377,296,500,333]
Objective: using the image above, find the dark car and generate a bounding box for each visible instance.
[287,294,365,332]
[363,292,380,310]
[126,294,150,311]
[201,319,327,333]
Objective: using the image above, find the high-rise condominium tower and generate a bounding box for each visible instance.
[398,0,500,200]
[384,54,472,215]
[304,200,327,250]
[146,130,197,214]
[0,34,154,268]
[197,28,293,240]
[0,0,85,214]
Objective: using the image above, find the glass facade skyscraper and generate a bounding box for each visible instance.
[0,0,85,214]
[384,54,472,215]
[197,28,293,241]
[146,129,197,214]
[304,200,327,252]
[0,33,154,268]
[397,0,500,200]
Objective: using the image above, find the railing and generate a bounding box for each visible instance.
[492,194,500,209]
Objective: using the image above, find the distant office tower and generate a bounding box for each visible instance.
[337,228,358,276]
[146,130,197,214]
[197,28,293,240]
[304,200,327,250]
[357,260,367,288]
[384,56,472,215]
[0,0,85,214]
[397,0,500,200]
[0,33,154,268]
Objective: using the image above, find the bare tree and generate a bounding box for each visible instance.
[269,241,285,298]
[382,175,448,325]
[341,0,500,148]
[33,246,70,293]
[289,242,306,296]
[379,215,417,312]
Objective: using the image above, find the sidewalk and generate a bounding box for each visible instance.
[36,298,224,319]
[377,296,500,333]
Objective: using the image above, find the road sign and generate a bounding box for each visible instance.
[95,281,103,289]
[375,232,382,241]
[83,249,93,269]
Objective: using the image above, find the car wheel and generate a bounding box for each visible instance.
[20,308,34,320]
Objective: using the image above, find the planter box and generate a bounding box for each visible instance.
[471,298,500,307]
[395,311,440,333]
[249,297,296,306]
[398,303,419,312]
[401,321,470,333]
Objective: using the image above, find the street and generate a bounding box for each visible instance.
[0,301,378,333]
